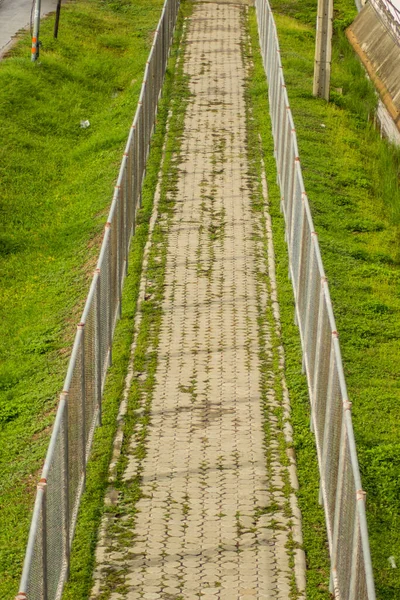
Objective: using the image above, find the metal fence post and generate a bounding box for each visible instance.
[115,189,123,320]
[131,126,137,232]
[39,479,48,600]
[95,271,102,426]
[302,234,316,374]
[78,325,87,484]
[289,175,303,295]
[346,408,376,600]
[318,339,335,507]
[106,223,113,368]
[31,0,41,62]
[275,80,285,172]
[288,174,297,279]
[285,147,296,246]
[311,280,327,429]
[296,199,308,334]
[137,107,143,208]
[124,152,131,268]
[278,104,289,205]
[329,406,348,594]
[348,506,361,599]
[62,397,70,579]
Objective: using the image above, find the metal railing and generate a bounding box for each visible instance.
[15,0,179,598]
[255,1,376,598]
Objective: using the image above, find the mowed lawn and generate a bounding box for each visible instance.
[0,0,163,595]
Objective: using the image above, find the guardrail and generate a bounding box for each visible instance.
[15,1,179,598]
[254,1,376,598]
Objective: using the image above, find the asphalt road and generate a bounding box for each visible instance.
[0,0,58,55]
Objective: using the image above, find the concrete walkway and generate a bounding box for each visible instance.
[91,3,305,599]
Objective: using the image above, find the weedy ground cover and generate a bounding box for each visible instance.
[0,0,165,596]
[248,0,400,597]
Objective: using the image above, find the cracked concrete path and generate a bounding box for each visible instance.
[91,3,305,599]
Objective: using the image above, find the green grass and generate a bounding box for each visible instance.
[249,0,400,597]
[0,0,167,596]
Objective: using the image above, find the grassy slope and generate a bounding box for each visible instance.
[0,0,164,596]
[253,0,400,596]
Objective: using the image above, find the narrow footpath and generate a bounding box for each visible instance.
[91,3,305,599]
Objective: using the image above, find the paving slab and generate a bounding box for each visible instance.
[91,3,305,599]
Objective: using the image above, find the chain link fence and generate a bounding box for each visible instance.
[15,1,179,598]
[254,1,376,598]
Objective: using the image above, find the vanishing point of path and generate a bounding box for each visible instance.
[91,3,305,599]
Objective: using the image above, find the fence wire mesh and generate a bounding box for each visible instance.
[254,0,376,598]
[15,1,180,598]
